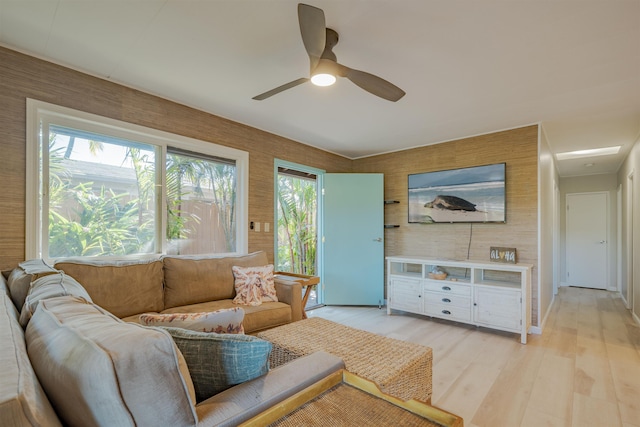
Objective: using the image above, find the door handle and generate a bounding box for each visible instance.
[598,240,606,244]
[373,237,382,242]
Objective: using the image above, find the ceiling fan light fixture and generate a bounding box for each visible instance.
[311,73,336,86]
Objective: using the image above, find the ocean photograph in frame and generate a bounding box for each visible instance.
[408,163,506,224]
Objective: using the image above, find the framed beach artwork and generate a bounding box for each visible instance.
[408,163,506,224]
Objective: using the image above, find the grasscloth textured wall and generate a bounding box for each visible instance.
[0,47,351,269]
[353,126,540,324]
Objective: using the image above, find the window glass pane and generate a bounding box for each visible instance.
[166,149,236,255]
[47,125,156,257]
[276,172,317,275]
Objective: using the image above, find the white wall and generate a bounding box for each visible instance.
[538,126,559,330]
[559,174,619,290]
[617,135,640,323]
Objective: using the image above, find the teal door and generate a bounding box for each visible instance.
[322,173,384,305]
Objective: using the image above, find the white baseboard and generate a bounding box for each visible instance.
[620,292,630,309]
[633,311,640,326]
[529,326,542,335]
[530,293,555,336]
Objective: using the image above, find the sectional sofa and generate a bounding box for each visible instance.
[1,251,343,426]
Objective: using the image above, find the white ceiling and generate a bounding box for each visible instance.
[1,0,639,177]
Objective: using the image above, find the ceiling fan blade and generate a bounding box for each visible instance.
[344,67,406,102]
[298,3,326,71]
[252,77,309,100]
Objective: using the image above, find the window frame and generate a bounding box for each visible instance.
[26,99,248,261]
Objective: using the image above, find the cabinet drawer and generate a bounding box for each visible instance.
[423,292,471,308]
[424,281,471,296]
[424,303,472,322]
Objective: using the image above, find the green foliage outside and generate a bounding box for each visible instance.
[47,134,236,258]
[277,175,317,275]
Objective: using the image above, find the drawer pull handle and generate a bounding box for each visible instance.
[442,310,451,315]
[442,286,451,291]
[442,298,451,303]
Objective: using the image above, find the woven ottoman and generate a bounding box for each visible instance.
[257,317,433,403]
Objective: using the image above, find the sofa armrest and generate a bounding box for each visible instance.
[274,279,303,322]
[195,351,344,427]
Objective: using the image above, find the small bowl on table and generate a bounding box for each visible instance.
[428,272,447,280]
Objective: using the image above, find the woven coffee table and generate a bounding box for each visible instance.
[240,370,461,427]
[257,317,433,403]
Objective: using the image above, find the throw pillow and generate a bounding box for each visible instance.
[163,326,272,402]
[139,308,245,334]
[232,264,278,306]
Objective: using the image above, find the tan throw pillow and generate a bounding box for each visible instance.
[139,308,245,334]
[232,264,278,306]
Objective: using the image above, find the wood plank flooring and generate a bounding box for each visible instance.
[307,287,640,427]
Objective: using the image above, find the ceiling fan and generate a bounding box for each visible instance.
[252,3,405,102]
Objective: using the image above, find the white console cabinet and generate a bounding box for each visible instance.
[386,256,532,344]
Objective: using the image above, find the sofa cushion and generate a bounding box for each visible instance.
[160,300,292,334]
[163,251,268,309]
[163,327,271,403]
[232,264,278,306]
[54,258,164,318]
[25,296,197,427]
[19,272,92,327]
[7,259,58,311]
[140,307,245,334]
[0,292,62,427]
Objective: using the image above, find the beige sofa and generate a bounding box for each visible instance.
[54,251,303,333]
[1,252,342,427]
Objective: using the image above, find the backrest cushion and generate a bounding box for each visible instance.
[19,272,93,328]
[25,296,197,427]
[163,251,268,309]
[0,292,62,427]
[54,258,164,318]
[140,307,245,334]
[7,259,58,311]
[162,326,271,403]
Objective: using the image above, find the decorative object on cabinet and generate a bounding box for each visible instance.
[386,256,532,344]
[489,246,517,263]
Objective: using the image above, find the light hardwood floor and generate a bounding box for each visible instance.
[307,287,640,427]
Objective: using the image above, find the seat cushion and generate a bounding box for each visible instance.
[25,296,197,427]
[7,259,58,311]
[19,272,92,327]
[54,258,164,318]
[162,251,268,309]
[0,292,62,427]
[163,327,271,403]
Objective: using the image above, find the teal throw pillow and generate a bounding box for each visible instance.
[162,326,272,402]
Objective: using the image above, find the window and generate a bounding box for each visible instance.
[27,100,248,261]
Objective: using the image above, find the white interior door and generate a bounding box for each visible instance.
[322,173,384,305]
[566,192,608,289]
